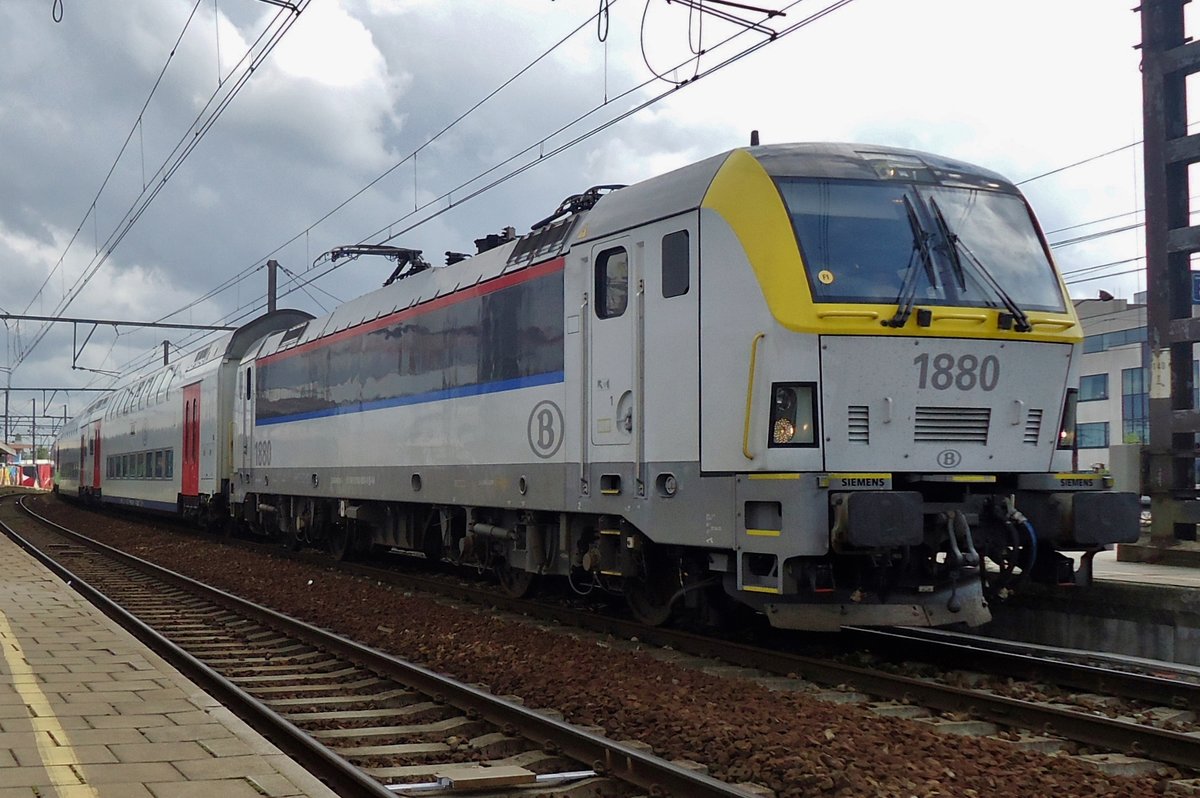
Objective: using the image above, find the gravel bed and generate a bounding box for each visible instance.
[25,495,1175,797]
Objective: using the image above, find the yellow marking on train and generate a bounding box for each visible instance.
[748,473,801,480]
[599,529,621,536]
[819,473,891,488]
[742,585,782,594]
[948,475,997,483]
[745,529,781,537]
[600,570,622,577]
[703,150,815,330]
[701,150,1084,343]
[1054,473,1099,481]
[600,489,620,496]
[0,610,100,797]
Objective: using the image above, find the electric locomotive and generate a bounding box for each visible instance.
[54,142,1139,630]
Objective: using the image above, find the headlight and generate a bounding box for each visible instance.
[769,383,817,447]
[1057,388,1078,450]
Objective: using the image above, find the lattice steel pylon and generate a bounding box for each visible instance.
[1141,0,1200,543]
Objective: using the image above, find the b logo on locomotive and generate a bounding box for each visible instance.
[527,401,564,459]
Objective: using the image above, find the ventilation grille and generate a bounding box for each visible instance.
[847,405,869,445]
[1024,409,1044,445]
[914,406,990,444]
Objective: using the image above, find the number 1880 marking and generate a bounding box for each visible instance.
[914,353,1000,391]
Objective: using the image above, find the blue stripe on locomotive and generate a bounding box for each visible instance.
[255,268,565,427]
[256,370,565,426]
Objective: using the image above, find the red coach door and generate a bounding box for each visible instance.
[91,421,101,490]
[182,383,201,497]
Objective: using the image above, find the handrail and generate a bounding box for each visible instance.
[742,333,766,460]
[579,294,590,494]
[930,312,988,324]
[816,309,880,320]
[1027,316,1077,330]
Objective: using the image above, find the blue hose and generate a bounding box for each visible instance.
[1022,520,1038,576]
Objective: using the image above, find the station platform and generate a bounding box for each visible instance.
[0,531,337,798]
[987,544,1200,665]
[1094,544,1200,587]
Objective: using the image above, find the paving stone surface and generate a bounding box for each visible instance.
[0,531,337,798]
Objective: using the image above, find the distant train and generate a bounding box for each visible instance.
[54,142,1139,630]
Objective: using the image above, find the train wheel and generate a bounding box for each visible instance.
[625,575,675,626]
[495,560,534,598]
[327,522,352,561]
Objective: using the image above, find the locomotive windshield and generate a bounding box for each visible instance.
[776,178,1065,313]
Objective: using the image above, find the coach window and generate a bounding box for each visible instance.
[136,452,146,479]
[154,451,164,479]
[661,231,690,298]
[595,247,629,319]
[165,450,173,479]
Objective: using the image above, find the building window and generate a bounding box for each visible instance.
[1079,373,1108,401]
[1077,421,1110,449]
[1121,367,1149,445]
[1083,326,1147,354]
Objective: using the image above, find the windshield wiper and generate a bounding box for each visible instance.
[928,197,1032,332]
[888,195,938,328]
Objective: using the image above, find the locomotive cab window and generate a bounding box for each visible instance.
[595,247,629,319]
[662,231,690,298]
[776,178,1066,313]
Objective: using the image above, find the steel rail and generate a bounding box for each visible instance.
[12,497,755,798]
[0,500,395,798]
[842,625,1200,711]
[264,544,1200,771]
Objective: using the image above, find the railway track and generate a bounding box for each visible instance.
[233,528,1200,774]
[0,496,754,798]
[22,494,1200,791]
[214,515,1200,775]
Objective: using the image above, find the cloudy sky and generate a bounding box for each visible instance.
[0,0,1153,436]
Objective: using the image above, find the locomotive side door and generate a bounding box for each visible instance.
[181,382,201,497]
[588,238,640,479]
[240,365,253,472]
[78,433,86,488]
[91,421,101,490]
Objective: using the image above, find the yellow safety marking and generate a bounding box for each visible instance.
[701,149,1082,343]
[599,570,622,577]
[599,529,621,536]
[948,475,997,483]
[748,473,801,480]
[703,150,815,330]
[742,331,766,461]
[741,585,782,594]
[1054,473,1099,481]
[0,609,99,797]
[745,529,781,537]
[600,489,620,496]
[819,472,891,488]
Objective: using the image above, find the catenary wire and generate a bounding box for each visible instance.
[149,3,617,327]
[22,0,208,318]
[14,2,308,371]
[85,0,852,387]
